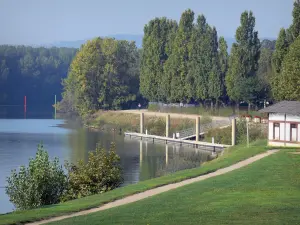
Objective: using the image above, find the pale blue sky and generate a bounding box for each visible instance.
[0,0,293,45]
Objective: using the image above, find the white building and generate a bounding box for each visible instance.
[259,101,300,147]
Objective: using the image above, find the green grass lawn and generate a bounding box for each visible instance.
[0,140,269,225]
[51,150,300,225]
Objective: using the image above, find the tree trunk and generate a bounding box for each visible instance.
[236,102,239,115]
[248,102,251,113]
[211,100,214,111]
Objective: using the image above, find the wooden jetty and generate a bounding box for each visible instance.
[124,132,231,152]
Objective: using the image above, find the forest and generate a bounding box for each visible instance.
[1,1,300,117]
[0,46,77,107]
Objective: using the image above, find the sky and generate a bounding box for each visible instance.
[0,0,294,45]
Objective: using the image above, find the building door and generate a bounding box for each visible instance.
[274,123,280,140]
[291,124,297,142]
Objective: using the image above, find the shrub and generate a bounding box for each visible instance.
[5,143,67,210]
[62,143,123,201]
[205,120,266,145]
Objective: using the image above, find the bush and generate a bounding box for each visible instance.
[5,143,67,210]
[205,119,266,145]
[62,143,123,201]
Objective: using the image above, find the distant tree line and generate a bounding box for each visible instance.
[1,1,299,117]
[0,46,77,107]
[140,1,300,110]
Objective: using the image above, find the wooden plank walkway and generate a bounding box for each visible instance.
[124,132,231,151]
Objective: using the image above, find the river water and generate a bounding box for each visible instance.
[0,115,212,214]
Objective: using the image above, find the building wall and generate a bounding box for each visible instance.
[268,113,300,147]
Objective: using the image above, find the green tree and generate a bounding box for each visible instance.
[276,36,300,100]
[271,28,289,100]
[61,38,140,117]
[207,27,222,109]
[272,29,289,74]
[188,15,212,103]
[225,11,260,111]
[63,143,123,201]
[165,9,194,102]
[218,36,229,103]
[290,0,300,41]
[5,143,66,210]
[140,18,177,102]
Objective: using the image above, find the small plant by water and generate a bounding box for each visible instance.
[5,142,122,210]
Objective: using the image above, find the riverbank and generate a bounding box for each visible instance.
[84,111,214,136]
[0,140,269,225]
[52,149,300,225]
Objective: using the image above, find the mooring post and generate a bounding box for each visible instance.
[140,112,144,134]
[232,118,236,146]
[196,116,200,142]
[165,144,169,165]
[166,114,170,138]
[54,95,57,120]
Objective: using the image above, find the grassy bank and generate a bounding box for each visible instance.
[0,140,269,225]
[51,150,300,225]
[85,111,212,136]
[148,104,263,117]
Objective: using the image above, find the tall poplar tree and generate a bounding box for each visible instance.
[207,27,222,109]
[271,28,289,101]
[165,9,194,102]
[218,36,229,103]
[277,36,300,100]
[140,18,178,102]
[225,11,260,110]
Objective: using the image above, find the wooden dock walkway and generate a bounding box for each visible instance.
[124,132,231,151]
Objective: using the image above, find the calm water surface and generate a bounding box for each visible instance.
[0,118,211,214]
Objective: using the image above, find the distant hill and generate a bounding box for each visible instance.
[48,34,143,49]
[47,35,275,53]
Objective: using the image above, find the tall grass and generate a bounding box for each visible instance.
[148,105,263,117]
[85,111,212,136]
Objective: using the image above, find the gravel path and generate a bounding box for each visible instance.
[27,149,279,225]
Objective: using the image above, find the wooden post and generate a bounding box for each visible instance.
[246,121,249,148]
[54,95,57,119]
[165,144,169,165]
[139,141,143,167]
[232,118,236,146]
[140,113,144,134]
[166,114,170,138]
[196,116,200,142]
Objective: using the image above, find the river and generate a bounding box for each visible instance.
[0,113,212,214]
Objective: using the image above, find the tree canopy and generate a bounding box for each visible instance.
[225,11,261,107]
[0,46,77,108]
[61,37,140,117]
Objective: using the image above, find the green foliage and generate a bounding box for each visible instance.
[0,46,77,106]
[62,143,123,201]
[165,9,195,102]
[5,143,66,210]
[205,120,266,145]
[276,36,300,100]
[61,38,140,117]
[272,28,289,74]
[257,47,274,102]
[140,18,178,102]
[225,11,261,105]
[290,0,300,41]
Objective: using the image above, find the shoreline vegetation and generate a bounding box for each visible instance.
[0,140,270,225]
[83,110,213,136]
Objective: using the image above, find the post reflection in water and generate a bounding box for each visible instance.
[67,128,213,185]
[165,144,169,165]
